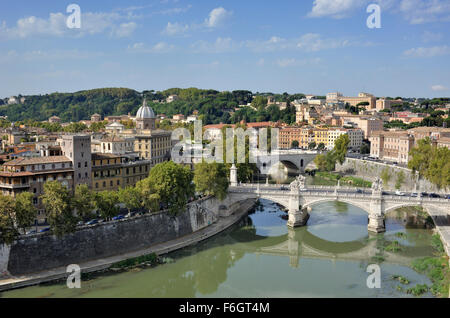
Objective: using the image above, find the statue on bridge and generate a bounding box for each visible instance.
[289,175,306,191]
[371,177,383,192]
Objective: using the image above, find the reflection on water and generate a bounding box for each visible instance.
[1,199,436,298]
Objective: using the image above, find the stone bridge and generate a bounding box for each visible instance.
[253,149,321,175]
[226,169,450,235]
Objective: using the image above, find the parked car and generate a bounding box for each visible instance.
[421,192,429,197]
[77,221,84,226]
[113,215,125,221]
[445,195,450,200]
[280,186,288,190]
[410,192,418,197]
[429,193,441,198]
[39,227,50,233]
[356,189,363,194]
[395,190,406,196]
[26,230,37,235]
[382,191,389,195]
[86,219,98,225]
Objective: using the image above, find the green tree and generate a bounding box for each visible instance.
[194,162,229,200]
[14,192,37,234]
[0,195,19,244]
[380,167,392,187]
[334,134,350,165]
[135,178,160,212]
[118,186,143,213]
[408,137,433,177]
[360,142,370,154]
[395,171,405,190]
[426,146,450,189]
[72,184,95,221]
[40,181,77,237]
[317,142,326,151]
[147,161,195,215]
[314,152,336,172]
[94,191,119,220]
[308,142,317,150]
[291,140,299,148]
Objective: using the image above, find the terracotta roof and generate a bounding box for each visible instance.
[4,156,71,166]
[92,153,123,160]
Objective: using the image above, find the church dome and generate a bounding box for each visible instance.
[136,99,155,119]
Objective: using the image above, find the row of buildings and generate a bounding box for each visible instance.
[0,101,172,225]
[369,127,450,164]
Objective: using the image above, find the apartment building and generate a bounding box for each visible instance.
[327,92,376,109]
[313,128,328,147]
[369,131,414,164]
[376,99,403,111]
[328,128,364,150]
[279,127,302,149]
[296,105,319,124]
[133,130,172,166]
[0,156,74,225]
[340,115,383,139]
[407,127,450,145]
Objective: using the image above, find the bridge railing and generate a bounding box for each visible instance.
[230,184,450,203]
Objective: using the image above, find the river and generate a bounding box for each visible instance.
[0,199,436,298]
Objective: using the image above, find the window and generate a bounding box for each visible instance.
[85,161,87,167]
[78,162,81,168]
[95,183,98,188]
[110,181,113,186]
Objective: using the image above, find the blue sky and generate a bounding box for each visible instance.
[0,0,449,98]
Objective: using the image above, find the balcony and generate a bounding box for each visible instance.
[0,182,30,189]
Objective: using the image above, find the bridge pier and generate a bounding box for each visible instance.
[287,209,309,228]
[368,192,386,233]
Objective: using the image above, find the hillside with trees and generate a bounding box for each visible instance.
[0,87,299,125]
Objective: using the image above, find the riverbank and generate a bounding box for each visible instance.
[0,198,256,292]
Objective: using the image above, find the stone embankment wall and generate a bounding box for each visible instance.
[6,196,231,276]
[336,158,446,193]
[0,244,10,277]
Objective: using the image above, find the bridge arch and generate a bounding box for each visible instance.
[384,203,423,214]
[302,198,371,215]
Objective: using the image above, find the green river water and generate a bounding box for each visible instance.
[0,199,437,298]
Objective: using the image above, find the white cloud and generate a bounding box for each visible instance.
[276,57,321,68]
[245,33,351,53]
[0,49,104,64]
[113,22,137,38]
[297,33,350,51]
[404,45,450,57]
[308,0,450,23]
[205,7,232,27]
[399,0,450,24]
[0,11,137,39]
[431,84,448,91]
[162,22,189,36]
[127,42,175,53]
[308,0,367,18]
[191,37,239,53]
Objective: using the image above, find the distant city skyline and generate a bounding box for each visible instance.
[0,0,449,98]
